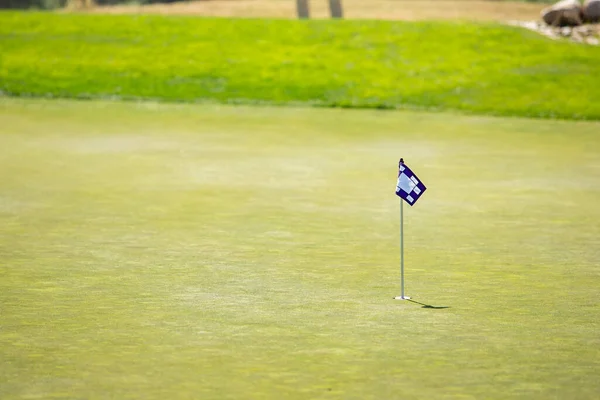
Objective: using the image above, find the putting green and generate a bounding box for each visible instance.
[1,99,599,399]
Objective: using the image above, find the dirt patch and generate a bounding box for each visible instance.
[81,0,544,21]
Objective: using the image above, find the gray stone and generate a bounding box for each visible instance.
[560,26,573,35]
[583,0,600,22]
[541,0,584,27]
[585,37,600,45]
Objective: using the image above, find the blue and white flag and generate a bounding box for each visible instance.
[395,160,427,206]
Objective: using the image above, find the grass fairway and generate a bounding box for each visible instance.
[2,12,600,120]
[1,98,599,399]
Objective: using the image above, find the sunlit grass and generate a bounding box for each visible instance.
[1,98,599,399]
[1,12,600,119]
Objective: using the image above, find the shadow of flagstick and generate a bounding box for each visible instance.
[407,299,450,309]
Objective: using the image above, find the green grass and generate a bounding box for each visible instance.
[1,12,600,120]
[1,98,599,399]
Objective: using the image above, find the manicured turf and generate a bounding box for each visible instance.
[1,12,600,119]
[1,98,599,399]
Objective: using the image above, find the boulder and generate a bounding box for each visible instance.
[541,0,584,27]
[583,0,600,22]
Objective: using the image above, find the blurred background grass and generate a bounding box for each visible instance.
[1,12,600,119]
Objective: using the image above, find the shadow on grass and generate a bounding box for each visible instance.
[407,299,450,309]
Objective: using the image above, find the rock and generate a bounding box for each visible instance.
[571,30,584,42]
[586,36,600,45]
[507,19,599,45]
[541,0,584,27]
[560,26,573,36]
[583,0,600,22]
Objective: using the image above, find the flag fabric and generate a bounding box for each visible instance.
[395,162,427,206]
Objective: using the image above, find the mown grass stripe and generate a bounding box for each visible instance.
[0,12,599,119]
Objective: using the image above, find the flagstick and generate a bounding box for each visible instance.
[401,198,405,298]
[395,197,410,300]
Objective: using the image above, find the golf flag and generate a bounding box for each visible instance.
[395,159,427,206]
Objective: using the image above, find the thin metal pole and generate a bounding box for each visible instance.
[400,198,404,298]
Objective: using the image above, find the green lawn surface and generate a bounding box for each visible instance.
[1,98,599,399]
[1,12,600,120]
